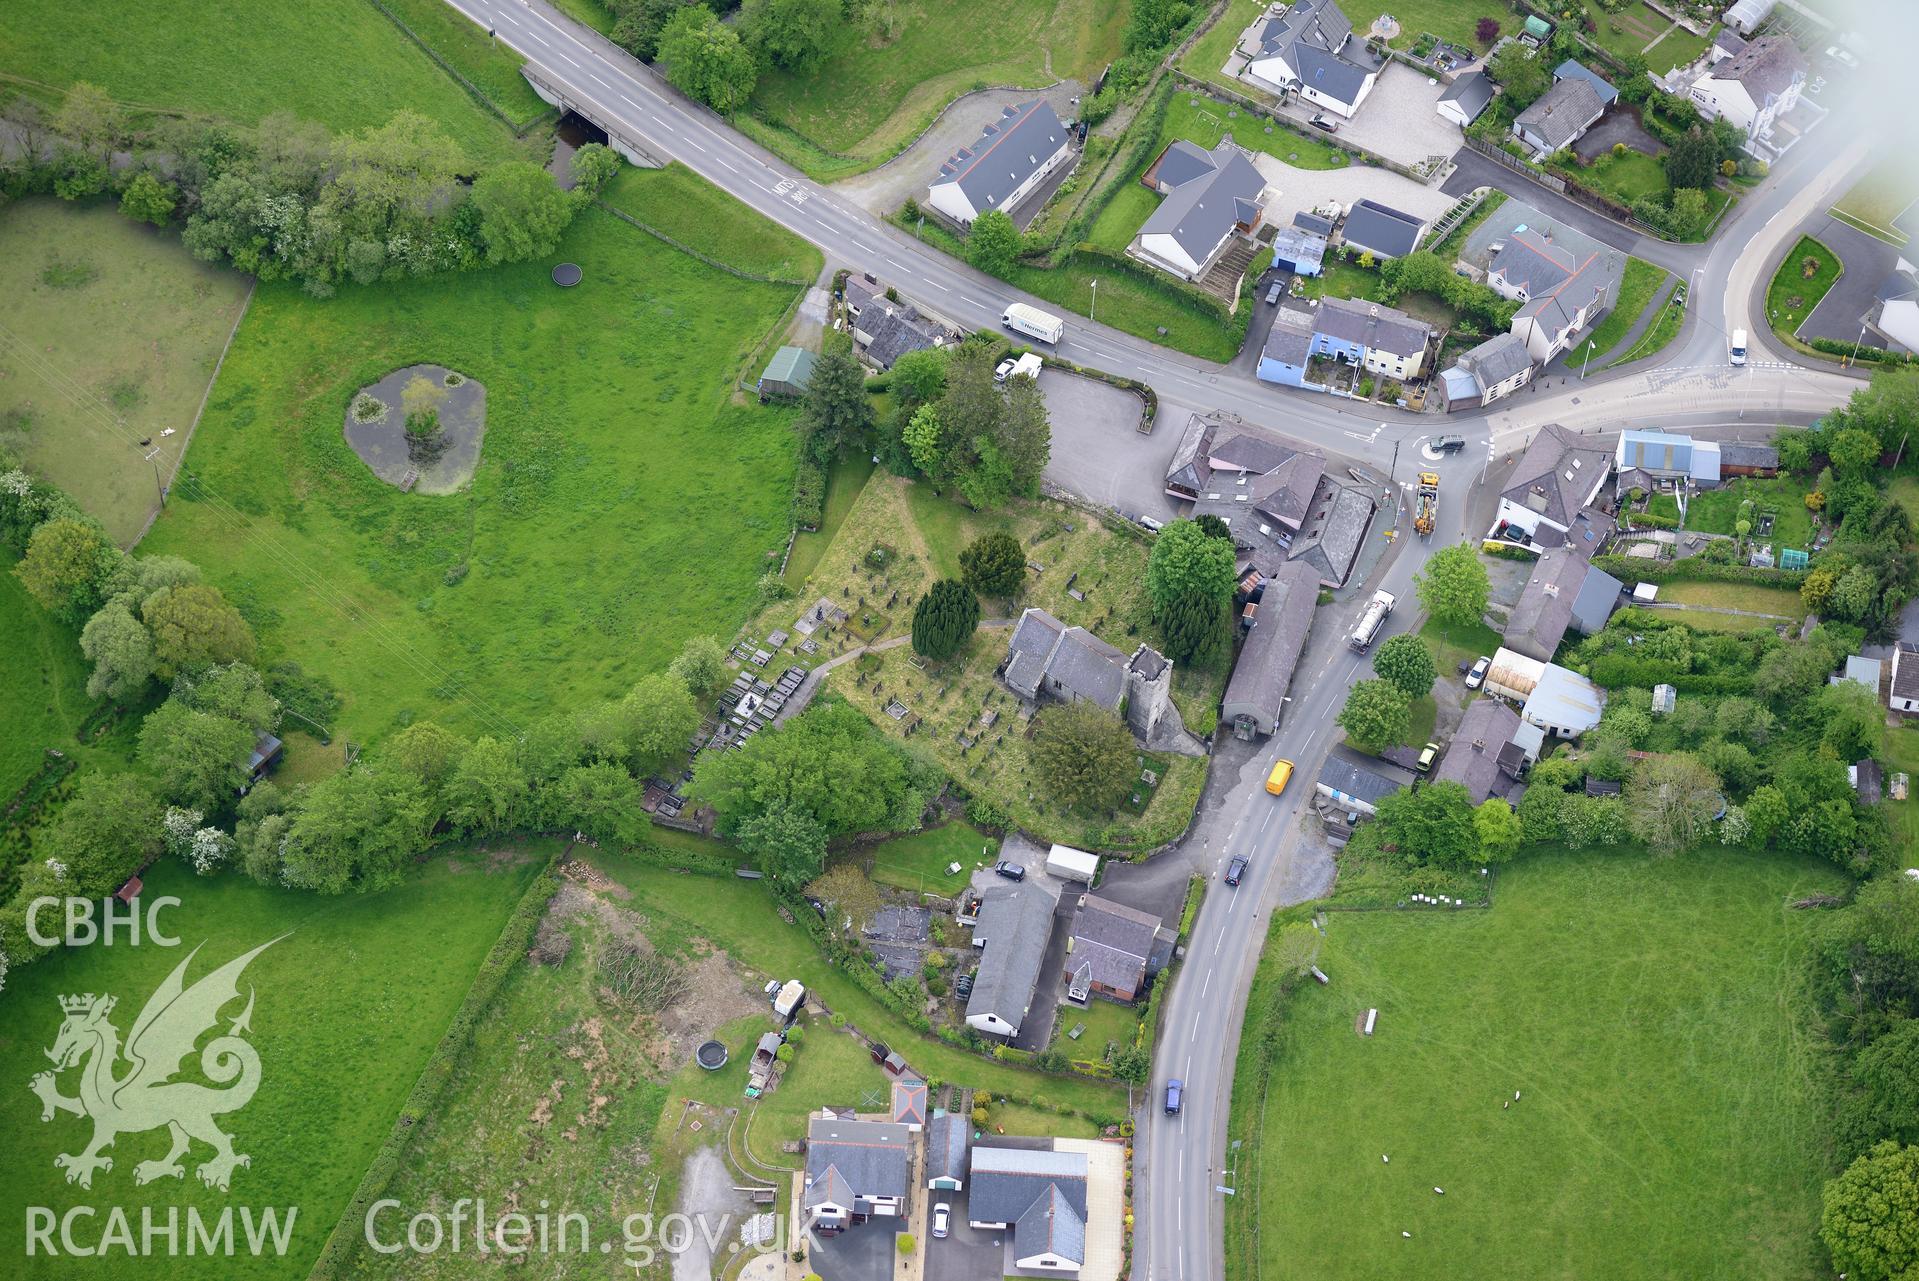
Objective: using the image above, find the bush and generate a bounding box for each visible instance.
[791,458,825,529]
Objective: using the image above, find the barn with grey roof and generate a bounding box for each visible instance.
[965,884,1057,1038]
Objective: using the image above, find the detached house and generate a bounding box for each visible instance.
[1688,35,1806,155]
[842,276,960,370]
[964,883,1056,1039]
[1132,139,1269,281]
[1244,0,1384,118]
[926,100,1071,226]
[1512,77,1605,160]
[1892,644,1919,714]
[1000,608,1175,743]
[968,1145,1091,1275]
[1484,225,1620,365]
[803,1115,914,1232]
[1494,424,1611,543]
[1339,199,1426,262]
[1434,698,1528,806]
[1065,894,1171,1003]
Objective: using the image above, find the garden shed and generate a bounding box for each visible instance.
[758,346,818,400]
[1045,844,1100,883]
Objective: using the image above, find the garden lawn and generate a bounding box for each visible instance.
[1582,258,1669,363]
[1882,721,1919,855]
[1604,288,1686,368]
[0,200,253,546]
[984,1100,1102,1139]
[600,163,825,283]
[583,852,1128,1118]
[747,0,1126,171]
[141,207,802,744]
[1832,156,1919,246]
[1053,997,1140,1063]
[1226,846,1846,1281]
[1768,235,1843,339]
[1365,0,1507,50]
[1418,615,1501,676]
[0,0,521,164]
[866,821,998,894]
[0,845,548,1280]
[1179,0,1268,94]
[1562,148,1669,205]
[1656,581,1805,617]
[1683,475,1815,550]
[1160,92,1348,171]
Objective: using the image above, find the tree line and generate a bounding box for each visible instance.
[0,85,623,297]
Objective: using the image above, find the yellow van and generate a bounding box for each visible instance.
[1265,759,1295,796]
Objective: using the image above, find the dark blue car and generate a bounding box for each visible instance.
[1164,1079,1184,1115]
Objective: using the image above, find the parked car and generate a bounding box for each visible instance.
[1165,1079,1184,1114]
[994,358,1018,382]
[1308,113,1338,133]
[1225,855,1248,886]
[1826,45,1858,68]
[955,971,975,999]
[1464,655,1491,690]
[1266,758,1295,795]
[932,1203,951,1239]
[1139,515,1165,533]
[1265,280,1283,305]
[1435,434,1466,453]
[1417,741,1440,772]
[994,860,1026,881]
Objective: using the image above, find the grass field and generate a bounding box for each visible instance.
[140,207,802,744]
[747,0,1125,165]
[0,846,547,1279]
[0,0,523,165]
[599,163,825,283]
[1831,157,1919,246]
[1583,258,1670,364]
[1227,846,1846,1281]
[586,852,1128,1117]
[786,456,876,585]
[0,200,253,546]
[1657,580,1805,617]
[0,559,100,798]
[865,821,997,894]
[1768,235,1844,339]
[1685,475,1815,550]
[375,0,552,128]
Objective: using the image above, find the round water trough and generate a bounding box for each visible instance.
[552,262,583,288]
[695,1039,728,1071]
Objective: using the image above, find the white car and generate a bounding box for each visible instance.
[932,1202,951,1239]
[1826,45,1858,68]
[994,358,1017,382]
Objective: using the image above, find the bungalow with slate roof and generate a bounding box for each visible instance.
[803,1114,915,1231]
[1244,0,1383,118]
[1222,559,1320,736]
[1892,644,1919,714]
[1133,139,1270,281]
[927,100,1072,226]
[1493,424,1612,542]
[1504,546,1622,661]
[1512,77,1605,160]
[965,884,1057,1038]
[1437,70,1497,127]
[1688,35,1806,153]
[1438,331,1535,411]
[968,1144,1091,1274]
[1310,295,1435,381]
[1434,698,1527,805]
[1000,608,1175,743]
[1315,747,1412,816]
[1339,199,1426,262]
[927,1111,969,1190]
[842,276,961,370]
[1066,893,1169,1003]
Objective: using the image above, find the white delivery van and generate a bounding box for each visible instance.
[1002,303,1065,344]
[1729,329,1748,366]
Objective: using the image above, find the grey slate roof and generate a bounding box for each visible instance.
[1435,698,1523,804]
[1504,546,1591,660]
[1515,240,1620,337]
[1317,748,1410,807]
[1222,559,1319,734]
[843,278,957,369]
[1139,141,1266,268]
[966,884,1056,1031]
[1002,608,1129,709]
[1339,199,1425,260]
[1502,424,1610,528]
[1439,70,1496,121]
[805,1117,914,1210]
[1166,414,1300,494]
[1458,332,1534,386]
[1293,210,1337,236]
[1261,306,1317,367]
[1896,645,1919,701]
[1314,295,1433,359]
[1287,476,1376,587]
[1553,59,1619,105]
[1016,1182,1086,1265]
[927,1112,969,1186]
[1069,893,1162,996]
[968,1144,1089,1226]
[1151,140,1219,192]
[1252,0,1381,108]
[934,100,1068,216]
[1514,78,1604,152]
[1490,226,1577,296]
[1717,442,1779,471]
[1569,562,1622,634]
[1709,35,1806,99]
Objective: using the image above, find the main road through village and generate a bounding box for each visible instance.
[436,2,1871,1273]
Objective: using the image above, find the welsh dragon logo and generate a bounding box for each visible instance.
[29,937,282,1192]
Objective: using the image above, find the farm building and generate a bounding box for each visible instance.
[756,345,816,399]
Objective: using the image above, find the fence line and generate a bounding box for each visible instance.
[361,0,556,136]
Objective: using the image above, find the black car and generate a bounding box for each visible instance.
[1435,434,1466,453]
[1225,855,1248,886]
[994,860,1026,881]
[955,972,975,999]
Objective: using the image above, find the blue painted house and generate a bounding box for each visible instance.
[1257,307,1316,388]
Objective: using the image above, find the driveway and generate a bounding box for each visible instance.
[1440,149,1676,271]
[1248,150,1455,229]
[1229,59,1462,172]
[1572,104,1665,163]
[832,81,1086,218]
[1796,212,1900,349]
[1037,368,1185,522]
[924,1189,1000,1281]
[806,1217,899,1281]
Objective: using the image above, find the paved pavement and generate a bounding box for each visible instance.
[1572,103,1665,163]
[923,1188,999,1281]
[1247,148,1455,228]
[1796,213,1899,349]
[1036,369,1183,520]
